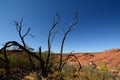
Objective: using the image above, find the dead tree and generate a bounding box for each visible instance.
[14,19,35,71]
[13,19,49,76]
[58,12,79,73]
[45,13,80,77]
[0,41,47,78]
[46,13,60,70]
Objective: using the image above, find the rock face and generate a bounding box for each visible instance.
[66,48,120,67]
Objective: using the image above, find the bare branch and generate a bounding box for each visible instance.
[14,19,35,71]
[59,13,78,72]
[74,12,79,20]
[46,13,61,69]
[51,26,61,43]
[23,27,30,38]
[38,47,42,59]
[28,34,34,38]
[1,41,40,60]
[61,52,81,71]
[14,19,34,48]
[61,51,74,68]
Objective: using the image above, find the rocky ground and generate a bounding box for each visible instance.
[66,48,120,67]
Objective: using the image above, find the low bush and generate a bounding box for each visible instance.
[97,62,108,73]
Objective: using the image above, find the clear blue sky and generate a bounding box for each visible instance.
[0,0,120,52]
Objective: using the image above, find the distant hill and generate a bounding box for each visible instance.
[65,48,120,67]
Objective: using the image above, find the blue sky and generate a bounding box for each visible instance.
[0,0,120,52]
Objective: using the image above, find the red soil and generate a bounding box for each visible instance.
[64,48,120,67]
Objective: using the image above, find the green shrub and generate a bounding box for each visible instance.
[97,62,108,73]
[62,64,79,79]
[78,65,120,80]
[8,53,30,68]
[116,66,120,71]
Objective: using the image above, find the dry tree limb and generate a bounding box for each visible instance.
[46,13,61,69]
[0,42,13,79]
[3,41,48,77]
[14,19,34,71]
[38,47,46,77]
[0,41,33,79]
[59,13,79,72]
[1,41,40,60]
[61,51,82,71]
